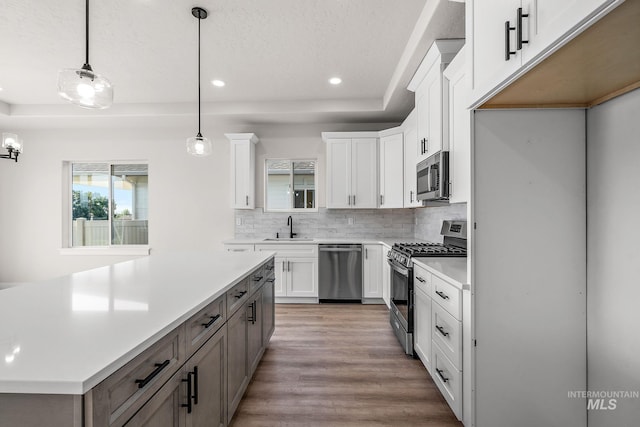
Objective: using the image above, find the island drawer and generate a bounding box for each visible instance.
[86,324,186,427]
[185,294,226,357]
[227,277,250,316]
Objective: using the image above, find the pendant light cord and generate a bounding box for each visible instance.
[84,0,90,68]
[197,15,202,136]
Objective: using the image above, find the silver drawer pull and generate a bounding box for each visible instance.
[234,290,247,299]
[416,276,426,283]
[435,290,449,300]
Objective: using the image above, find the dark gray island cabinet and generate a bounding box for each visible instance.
[0,252,275,427]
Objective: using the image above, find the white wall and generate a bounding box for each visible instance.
[587,88,640,426]
[0,121,395,282]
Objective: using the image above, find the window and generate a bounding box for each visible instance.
[67,162,148,248]
[265,159,316,212]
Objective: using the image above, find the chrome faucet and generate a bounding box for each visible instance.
[287,216,297,239]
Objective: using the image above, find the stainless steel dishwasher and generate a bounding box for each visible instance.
[318,244,363,303]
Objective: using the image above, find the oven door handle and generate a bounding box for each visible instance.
[387,258,410,277]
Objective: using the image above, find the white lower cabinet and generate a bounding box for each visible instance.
[413,261,463,421]
[381,245,391,308]
[432,342,462,418]
[255,244,318,302]
[363,244,383,300]
[413,265,433,372]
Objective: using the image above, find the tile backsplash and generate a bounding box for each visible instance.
[234,203,467,241]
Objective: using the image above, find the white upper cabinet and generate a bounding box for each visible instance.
[444,46,471,204]
[227,133,258,210]
[470,0,622,105]
[521,0,621,63]
[402,110,422,208]
[323,133,378,209]
[408,39,464,163]
[378,131,404,209]
[471,0,523,100]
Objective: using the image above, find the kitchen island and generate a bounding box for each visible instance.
[0,250,275,426]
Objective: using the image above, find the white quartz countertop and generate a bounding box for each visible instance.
[0,251,274,395]
[412,257,468,288]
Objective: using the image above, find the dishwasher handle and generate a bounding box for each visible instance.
[319,247,362,252]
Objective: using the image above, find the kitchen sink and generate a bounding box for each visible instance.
[263,238,314,242]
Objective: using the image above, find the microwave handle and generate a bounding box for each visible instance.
[426,164,432,191]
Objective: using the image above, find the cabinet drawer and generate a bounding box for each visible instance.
[432,302,462,368]
[227,278,250,316]
[413,265,432,296]
[432,274,462,319]
[255,244,318,258]
[432,342,462,420]
[185,295,226,357]
[224,244,254,252]
[87,325,186,427]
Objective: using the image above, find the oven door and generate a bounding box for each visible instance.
[388,259,413,332]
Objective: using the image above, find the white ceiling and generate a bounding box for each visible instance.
[0,0,464,129]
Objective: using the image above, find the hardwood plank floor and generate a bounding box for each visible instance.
[230,304,463,427]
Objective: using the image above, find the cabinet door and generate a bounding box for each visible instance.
[414,285,433,373]
[326,139,352,208]
[379,134,404,209]
[471,0,522,99]
[445,48,471,204]
[402,111,421,207]
[351,138,378,208]
[262,278,275,343]
[185,328,226,427]
[226,308,248,422]
[521,0,618,63]
[415,84,430,162]
[363,244,383,299]
[247,288,264,376]
[425,65,444,156]
[230,140,254,209]
[381,250,391,308]
[287,258,317,297]
[124,369,186,427]
[273,258,286,297]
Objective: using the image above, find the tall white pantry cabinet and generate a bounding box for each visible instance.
[467,1,635,427]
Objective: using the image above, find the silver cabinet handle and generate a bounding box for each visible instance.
[287,261,290,272]
[353,195,356,206]
[410,190,413,203]
[347,195,351,205]
[365,248,368,259]
[245,195,249,206]
[282,262,285,272]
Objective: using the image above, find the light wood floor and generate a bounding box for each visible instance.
[230,304,463,427]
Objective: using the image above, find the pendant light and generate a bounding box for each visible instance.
[186,7,213,157]
[57,0,113,109]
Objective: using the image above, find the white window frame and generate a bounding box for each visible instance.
[264,158,319,213]
[60,160,150,256]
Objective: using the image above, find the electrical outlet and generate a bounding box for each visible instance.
[348,217,354,225]
[235,217,242,226]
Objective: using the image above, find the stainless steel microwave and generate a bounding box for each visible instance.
[416,151,449,201]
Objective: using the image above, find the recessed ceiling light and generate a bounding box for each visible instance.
[212,80,225,87]
[329,77,342,85]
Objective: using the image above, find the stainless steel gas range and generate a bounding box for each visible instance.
[387,220,467,356]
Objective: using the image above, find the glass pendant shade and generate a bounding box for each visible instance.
[2,133,23,153]
[186,134,212,157]
[58,67,113,109]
